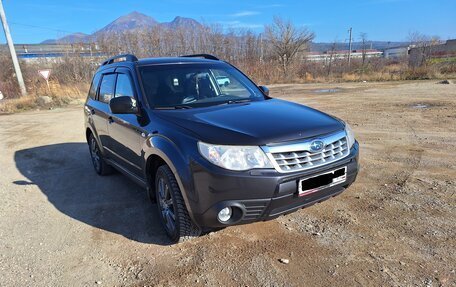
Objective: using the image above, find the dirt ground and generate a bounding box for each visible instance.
[0,80,455,287]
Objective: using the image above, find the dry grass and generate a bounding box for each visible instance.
[0,96,39,113]
[0,53,92,113]
[0,82,89,113]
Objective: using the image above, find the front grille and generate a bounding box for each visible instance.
[263,131,350,173]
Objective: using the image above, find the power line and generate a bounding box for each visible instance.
[8,21,78,34]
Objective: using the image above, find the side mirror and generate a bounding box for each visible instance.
[259,85,269,96]
[109,96,138,114]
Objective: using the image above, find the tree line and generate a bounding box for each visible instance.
[1,17,454,101]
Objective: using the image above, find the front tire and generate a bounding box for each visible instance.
[155,165,201,243]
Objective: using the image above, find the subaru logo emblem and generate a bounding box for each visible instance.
[310,140,325,152]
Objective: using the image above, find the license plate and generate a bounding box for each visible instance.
[298,167,347,196]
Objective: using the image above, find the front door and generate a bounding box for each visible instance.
[106,69,144,177]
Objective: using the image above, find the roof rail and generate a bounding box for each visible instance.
[180,54,219,61]
[101,54,138,66]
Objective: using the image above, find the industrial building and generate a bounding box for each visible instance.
[383,46,410,59]
[409,39,456,66]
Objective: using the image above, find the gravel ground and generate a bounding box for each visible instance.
[0,80,455,286]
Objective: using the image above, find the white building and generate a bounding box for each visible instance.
[305,49,383,62]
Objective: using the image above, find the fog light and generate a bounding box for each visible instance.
[217,207,232,222]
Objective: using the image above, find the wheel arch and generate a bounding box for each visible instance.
[85,127,93,143]
[145,154,166,201]
[144,136,198,226]
[85,126,106,155]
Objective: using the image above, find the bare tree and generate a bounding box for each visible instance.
[265,16,315,77]
[360,32,368,68]
[327,41,338,78]
[408,31,441,67]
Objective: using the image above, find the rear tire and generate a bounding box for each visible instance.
[88,134,113,176]
[155,165,201,243]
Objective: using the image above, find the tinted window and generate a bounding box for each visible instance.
[115,74,134,98]
[99,74,117,104]
[139,63,264,108]
[88,73,101,100]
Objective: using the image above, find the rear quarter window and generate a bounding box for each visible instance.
[88,73,101,100]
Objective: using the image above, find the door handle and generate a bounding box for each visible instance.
[108,116,114,124]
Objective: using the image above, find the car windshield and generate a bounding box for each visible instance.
[139,63,265,108]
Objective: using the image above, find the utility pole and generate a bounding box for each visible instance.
[348,27,352,69]
[0,0,27,96]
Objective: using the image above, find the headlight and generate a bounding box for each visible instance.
[345,123,355,149]
[198,142,273,171]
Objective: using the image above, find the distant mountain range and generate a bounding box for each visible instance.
[42,11,202,44]
[41,11,408,51]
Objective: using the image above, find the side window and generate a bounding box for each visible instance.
[214,69,250,98]
[115,74,134,98]
[99,74,117,104]
[88,73,101,100]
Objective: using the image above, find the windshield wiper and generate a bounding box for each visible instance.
[213,99,252,107]
[155,105,193,110]
[226,99,251,104]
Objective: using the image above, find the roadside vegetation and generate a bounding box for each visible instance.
[1,17,455,113]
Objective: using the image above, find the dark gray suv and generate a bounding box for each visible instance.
[85,54,359,242]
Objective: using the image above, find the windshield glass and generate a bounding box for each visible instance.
[139,63,265,108]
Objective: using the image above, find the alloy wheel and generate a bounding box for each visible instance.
[157,177,176,233]
[90,137,101,172]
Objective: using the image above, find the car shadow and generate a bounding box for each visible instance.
[14,142,171,245]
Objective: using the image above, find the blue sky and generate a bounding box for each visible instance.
[1,0,455,44]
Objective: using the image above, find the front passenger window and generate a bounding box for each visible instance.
[99,74,117,104]
[115,74,134,98]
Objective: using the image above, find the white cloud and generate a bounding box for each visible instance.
[230,11,260,17]
[260,4,284,8]
[218,20,263,29]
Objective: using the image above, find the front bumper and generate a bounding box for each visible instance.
[189,141,359,228]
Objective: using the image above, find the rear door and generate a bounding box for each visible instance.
[84,72,101,137]
[86,70,116,152]
[105,68,143,177]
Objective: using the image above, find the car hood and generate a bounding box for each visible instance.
[154,99,345,145]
